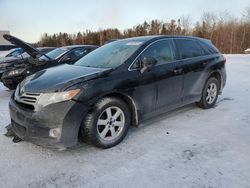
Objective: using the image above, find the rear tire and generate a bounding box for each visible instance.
[196,77,219,109]
[81,97,131,149]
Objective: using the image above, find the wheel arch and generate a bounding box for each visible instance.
[88,92,139,127]
[208,70,223,92]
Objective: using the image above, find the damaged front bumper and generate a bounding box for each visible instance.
[9,95,89,150]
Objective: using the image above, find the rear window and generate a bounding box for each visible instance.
[198,40,219,55]
[174,39,204,59]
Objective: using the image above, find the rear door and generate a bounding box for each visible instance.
[174,38,208,103]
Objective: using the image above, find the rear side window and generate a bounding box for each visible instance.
[198,40,219,55]
[174,39,203,59]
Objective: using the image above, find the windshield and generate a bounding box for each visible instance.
[39,47,69,61]
[17,52,30,58]
[74,39,145,68]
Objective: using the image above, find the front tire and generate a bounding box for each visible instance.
[196,77,219,109]
[81,97,131,148]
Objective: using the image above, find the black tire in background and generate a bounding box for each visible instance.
[196,77,219,109]
[81,97,131,149]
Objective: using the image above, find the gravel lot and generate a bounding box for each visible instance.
[0,54,250,188]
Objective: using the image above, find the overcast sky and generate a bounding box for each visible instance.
[0,0,249,42]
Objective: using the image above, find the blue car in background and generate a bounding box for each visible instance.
[0,48,24,59]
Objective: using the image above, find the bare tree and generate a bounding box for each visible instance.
[180,15,191,34]
[242,6,250,20]
[37,7,250,54]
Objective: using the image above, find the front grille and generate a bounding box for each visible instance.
[15,100,35,110]
[18,92,40,104]
[14,85,40,110]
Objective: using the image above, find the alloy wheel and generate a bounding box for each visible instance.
[97,106,125,141]
[206,82,217,104]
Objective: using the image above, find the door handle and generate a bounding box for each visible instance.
[174,68,183,75]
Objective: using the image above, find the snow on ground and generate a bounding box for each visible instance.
[0,54,250,188]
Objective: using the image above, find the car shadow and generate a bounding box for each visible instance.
[58,99,230,154]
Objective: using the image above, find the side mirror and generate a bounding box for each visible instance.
[140,57,157,73]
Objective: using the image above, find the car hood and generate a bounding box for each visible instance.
[22,64,112,93]
[3,34,41,58]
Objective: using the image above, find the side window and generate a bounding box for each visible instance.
[72,48,89,59]
[131,39,176,69]
[142,40,176,65]
[198,41,212,55]
[175,39,204,59]
[198,40,219,55]
[65,48,88,61]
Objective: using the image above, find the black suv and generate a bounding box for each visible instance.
[1,35,98,89]
[8,36,226,150]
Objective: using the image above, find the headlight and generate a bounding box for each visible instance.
[37,89,80,107]
[7,69,25,76]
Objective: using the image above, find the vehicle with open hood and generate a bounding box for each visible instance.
[1,35,98,90]
[0,47,55,78]
[8,35,227,150]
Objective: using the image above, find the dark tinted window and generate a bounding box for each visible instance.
[175,39,203,59]
[198,40,219,55]
[64,48,89,61]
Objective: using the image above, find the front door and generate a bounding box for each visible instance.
[133,39,184,114]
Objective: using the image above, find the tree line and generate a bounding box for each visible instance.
[37,9,250,54]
